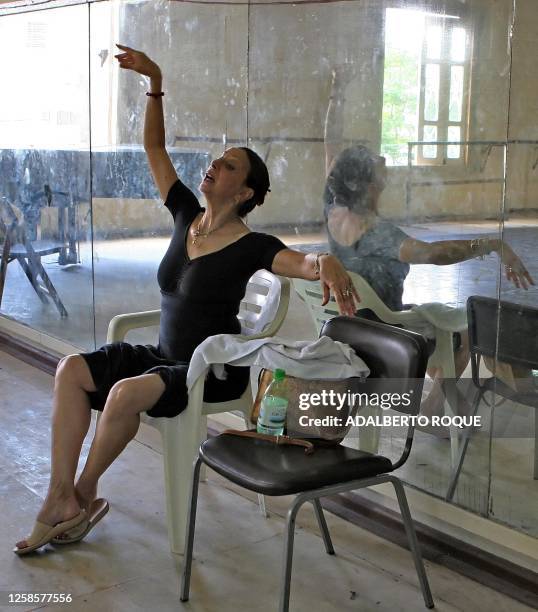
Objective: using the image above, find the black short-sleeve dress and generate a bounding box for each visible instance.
[82,180,287,418]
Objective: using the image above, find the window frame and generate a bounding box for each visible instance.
[417,14,472,166]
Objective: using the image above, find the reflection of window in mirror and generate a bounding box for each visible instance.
[381,7,471,167]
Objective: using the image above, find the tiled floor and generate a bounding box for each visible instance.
[0,350,535,612]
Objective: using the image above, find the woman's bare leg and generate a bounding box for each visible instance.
[15,354,97,549]
[74,373,165,505]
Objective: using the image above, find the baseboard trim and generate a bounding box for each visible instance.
[0,329,61,376]
[320,491,538,609]
[1,330,536,608]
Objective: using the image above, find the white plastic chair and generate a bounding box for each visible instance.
[107,270,290,554]
[293,272,461,464]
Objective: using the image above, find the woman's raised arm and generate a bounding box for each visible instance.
[399,236,535,290]
[272,249,360,316]
[115,44,178,200]
[324,65,356,175]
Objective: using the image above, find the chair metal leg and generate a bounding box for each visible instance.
[279,495,306,612]
[241,407,268,517]
[388,476,434,609]
[180,456,203,602]
[311,499,334,555]
[445,390,483,501]
[199,416,208,483]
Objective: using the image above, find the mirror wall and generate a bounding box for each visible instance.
[1,0,536,538]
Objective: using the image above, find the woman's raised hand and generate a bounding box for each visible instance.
[114,44,161,79]
[499,244,535,290]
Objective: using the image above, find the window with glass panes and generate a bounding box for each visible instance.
[381,8,470,166]
[418,16,470,164]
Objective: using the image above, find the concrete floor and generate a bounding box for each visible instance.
[1,349,535,612]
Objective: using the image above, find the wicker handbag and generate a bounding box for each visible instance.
[221,369,363,454]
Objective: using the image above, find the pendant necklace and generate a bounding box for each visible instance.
[192,215,235,245]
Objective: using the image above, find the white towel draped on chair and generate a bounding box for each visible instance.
[187,334,370,389]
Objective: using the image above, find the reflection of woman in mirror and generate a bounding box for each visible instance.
[13,46,360,555]
[324,66,534,419]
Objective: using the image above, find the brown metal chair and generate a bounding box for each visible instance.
[446,296,538,500]
[180,317,434,611]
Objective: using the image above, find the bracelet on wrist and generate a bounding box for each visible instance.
[313,252,330,276]
[146,91,164,98]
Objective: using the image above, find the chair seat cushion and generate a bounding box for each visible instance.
[200,434,394,496]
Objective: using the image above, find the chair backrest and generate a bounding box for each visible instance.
[292,277,337,335]
[467,296,538,377]
[322,316,429,468]
[237,270,290,338]
[293,271,420,335]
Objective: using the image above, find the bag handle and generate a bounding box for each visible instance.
[221,429,315,455]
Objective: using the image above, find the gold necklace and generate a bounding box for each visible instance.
[192,215,237,245]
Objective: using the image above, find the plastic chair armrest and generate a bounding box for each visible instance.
[107,309,161,343]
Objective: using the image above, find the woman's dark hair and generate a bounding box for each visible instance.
[237,147,271,217]
[324,145,378,214]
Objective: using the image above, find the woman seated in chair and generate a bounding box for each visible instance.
[13,46,359,555]
[323,66,534,416]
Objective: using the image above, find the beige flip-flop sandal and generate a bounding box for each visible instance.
[52,498,109,545]
[13,510,87,555]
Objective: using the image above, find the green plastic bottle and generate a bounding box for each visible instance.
[257,369,288,436]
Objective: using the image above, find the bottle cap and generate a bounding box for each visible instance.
[274,368,286,381]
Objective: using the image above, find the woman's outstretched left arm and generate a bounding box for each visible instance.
[271,249,360,316]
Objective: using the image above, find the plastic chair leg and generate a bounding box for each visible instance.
[445,390,483,500]
[160,409,203,555]
[358,405,381,453]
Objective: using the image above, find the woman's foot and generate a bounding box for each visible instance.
[15,489,82,551]
[74,482,97,514]
[51,498,109,545]
[52,481,97,542]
